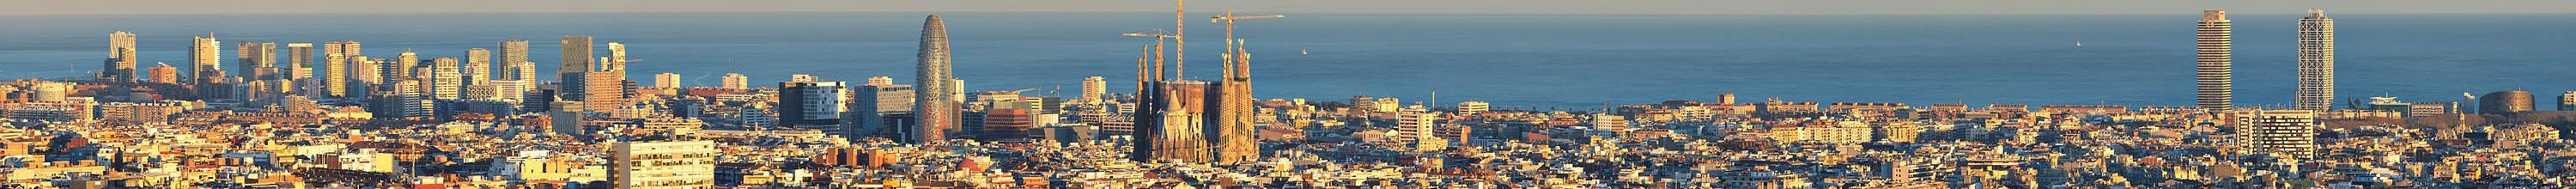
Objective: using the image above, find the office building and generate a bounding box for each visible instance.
[2239,109,2317,160]
[2294,9,2336,111]
[2481,90,2534,114]
[2196,9,2234,109]
[720,73,746,89]
[561,36,592,75]
[914,15,960,143]
[654,73,680,88]
[607,140,716,189]
[779,81,849,128]
[104,31,139,82]
[500,40,535,82]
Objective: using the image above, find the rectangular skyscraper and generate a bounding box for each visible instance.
[560,36,592,74]
[2196,10,2234,109]
[286,43,313,81]
[324,41,362,97]
[191,34,223,82]
[2295,9,2336,111]
[500,40,534,82]
[913,15,960,143]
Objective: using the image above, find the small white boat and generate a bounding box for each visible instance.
[1301,48,1309,55]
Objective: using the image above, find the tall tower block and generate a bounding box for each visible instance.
[2196,10,2234,109]
[2295,9,2336,111]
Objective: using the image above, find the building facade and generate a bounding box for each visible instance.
[608,140,717,189]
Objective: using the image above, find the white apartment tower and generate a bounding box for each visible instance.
[2295,9,2336,111]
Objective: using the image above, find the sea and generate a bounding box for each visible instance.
[0,12,2571,110]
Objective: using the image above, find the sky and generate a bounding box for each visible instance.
[4,0,2573,15]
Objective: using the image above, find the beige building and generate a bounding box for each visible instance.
[654,73,681,88]
[720,73,748,89]
[609,140,717,189]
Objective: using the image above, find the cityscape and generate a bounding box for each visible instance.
[3,1,2576,189]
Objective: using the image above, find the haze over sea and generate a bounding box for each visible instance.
[1,12,2571,110]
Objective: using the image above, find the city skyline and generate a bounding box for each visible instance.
[2,1,2575,188]
[9,0,2576,15]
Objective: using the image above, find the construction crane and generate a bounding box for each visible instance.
[1209,10,1283,81]
[1121,29,1179,82]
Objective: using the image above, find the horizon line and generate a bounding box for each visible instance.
[7,9,2574,18]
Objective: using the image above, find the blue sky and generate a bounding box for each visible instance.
[6,0,2573,15]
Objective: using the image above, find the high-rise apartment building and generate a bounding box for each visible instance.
[2295,9,2336,111]
[608,140,717,189]
[428,58,463,99]
[104,31,138,82]
[720,73,747,89]
[2196,10,2234,109]
[324,41,362,97]
[391,51,420,81]
[191,34,224,83]
[914,15,961,143]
